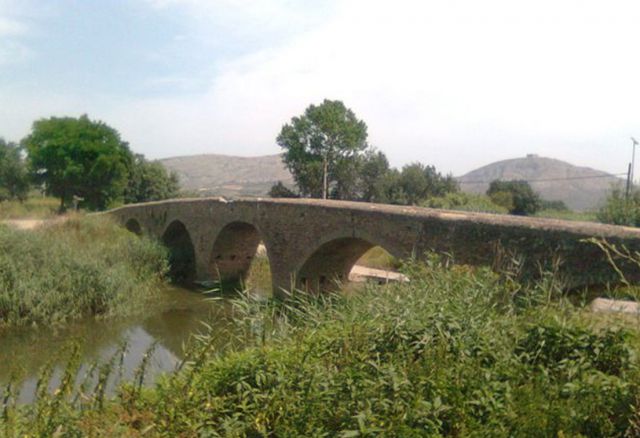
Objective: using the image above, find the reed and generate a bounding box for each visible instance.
[0,215,168,328]
[2,254,640,436]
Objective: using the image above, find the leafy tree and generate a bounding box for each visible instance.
[22,115,132,211]
[597,186,640,226]
[396,163,458,205]
[358,149,391,203]
[277,99,368,199]
[0,138,30,201]
[269,181,299,198]
[487,180,541,216]
[124,154,180,204]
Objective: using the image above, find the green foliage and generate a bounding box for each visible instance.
[536,209,597,222]
[0,138,30,202]
[357,149,391,202]
[597,186,640,226]
[487,180,541,216]
[424,192,508,214]
[374,163,459,205]
[355,246,399,269]
[4,260,640,436]
[540,199,569,211]
[22,115,133,211]
[124,154,180,204]
[0,216,168,328]
[277,99,369,199]
[268,181,299,198]
[0,196,58,219]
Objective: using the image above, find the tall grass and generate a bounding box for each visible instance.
[0,196,59,220]
[2,257,639,436]
[0,216,168,328]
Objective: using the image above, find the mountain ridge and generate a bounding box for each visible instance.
[457,154,622,211]
[160,153,621,211]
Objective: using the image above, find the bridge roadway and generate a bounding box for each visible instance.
[109,197,640,297]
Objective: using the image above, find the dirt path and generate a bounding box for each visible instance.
[1,217,68,230]
[1,219,49,230]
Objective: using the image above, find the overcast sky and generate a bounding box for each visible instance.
[1,0,638,176]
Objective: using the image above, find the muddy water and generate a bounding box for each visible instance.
[0,286,237,403]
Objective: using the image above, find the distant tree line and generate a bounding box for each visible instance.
[271,99,459,205]
[0,115,180,211]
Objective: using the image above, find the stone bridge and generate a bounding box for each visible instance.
[109,197,640,298]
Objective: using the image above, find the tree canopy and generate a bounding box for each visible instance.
[277,99,368,199]
[23,115,133,211]
[487,180,541,216]
[124,154,180,204]
[0,138,30,202]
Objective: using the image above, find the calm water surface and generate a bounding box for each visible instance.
[0,286,237,403]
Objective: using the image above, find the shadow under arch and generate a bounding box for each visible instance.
[161,220,196,284]
[125,218,142,235]
[210,221,272,292]
[296,236,402,293]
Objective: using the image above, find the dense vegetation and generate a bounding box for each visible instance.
[2,258,640,436]
[487,180,541,216]
[0,115,180,213]
[0,216,168,328]
[0,139,30,202]
[598,186,640,227]
[273,99,458,205]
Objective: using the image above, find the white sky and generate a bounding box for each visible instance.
[0,0,639,176]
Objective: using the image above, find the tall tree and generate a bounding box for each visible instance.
[124,154,180,204]
[0,138,30,201]
[22,115,132,211]
[277,99,368,199]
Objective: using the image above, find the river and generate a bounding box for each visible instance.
[0,285,236,403]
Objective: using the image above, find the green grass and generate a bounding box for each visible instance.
[0,215,169,328]
[244,254,273,296]
[536,209,598,222]
[356,246,399,270]
[0,196,60,220]
[2,257,640,436]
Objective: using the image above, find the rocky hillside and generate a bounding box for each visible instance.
[160,154,294,197]
[457,155,622,211]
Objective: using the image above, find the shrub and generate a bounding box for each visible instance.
[423,192,508,214]
[597,186,640,226]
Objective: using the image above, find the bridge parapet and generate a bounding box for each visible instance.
[109,197,640,297]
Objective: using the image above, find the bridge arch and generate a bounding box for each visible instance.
[161,220,196,284]
[295,232,406,292]
[125,218,142,235]
[210,221,271,286]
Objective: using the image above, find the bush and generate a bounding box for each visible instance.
[597,187,640,226]
[0,216,168,328]
[423,192,508,214]
[487,180,541,216]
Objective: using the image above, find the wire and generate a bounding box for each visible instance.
[458,172,627,185]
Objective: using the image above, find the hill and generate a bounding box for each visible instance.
[160,154,294,197]
[457,155,622,211]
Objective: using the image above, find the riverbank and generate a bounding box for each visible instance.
[0,216,169,328]
[3,259,640,436]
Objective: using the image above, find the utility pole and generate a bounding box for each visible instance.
[632,137,639,187]
[629,137,639,199]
